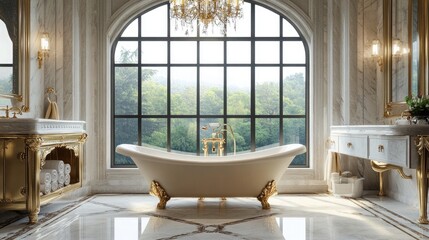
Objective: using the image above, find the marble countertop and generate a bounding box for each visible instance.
[331,125,429,136]
[0,118,85,134]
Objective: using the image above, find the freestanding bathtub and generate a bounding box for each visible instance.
[116,144,306,209]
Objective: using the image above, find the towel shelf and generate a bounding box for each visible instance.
[0,125,86,224]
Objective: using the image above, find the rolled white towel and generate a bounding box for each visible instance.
[43,169,58,183]
[39,170,51,184]
[59,182,64,189]
[65,174,71,186]
[64,164,71,174]
[51,181,59,192]
[40,183,51,195]
[58,172,65,185]
[44,160,65,174]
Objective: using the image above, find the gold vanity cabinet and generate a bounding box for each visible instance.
[0,132,87,224]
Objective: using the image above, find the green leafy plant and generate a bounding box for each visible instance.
[405,95,429,116]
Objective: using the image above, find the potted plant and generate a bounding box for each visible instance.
[405,95,429,124]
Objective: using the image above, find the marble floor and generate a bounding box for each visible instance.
[1,194,428,240]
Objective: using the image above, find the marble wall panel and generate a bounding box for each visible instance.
[25,0,45,118]
[328,0,344,125]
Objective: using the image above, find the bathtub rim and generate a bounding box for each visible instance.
[116,143,306,165]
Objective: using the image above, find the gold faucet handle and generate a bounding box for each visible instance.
[0,105,11,118]
[5,106,24,118]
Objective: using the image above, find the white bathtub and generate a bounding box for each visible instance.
[116,144,306,209]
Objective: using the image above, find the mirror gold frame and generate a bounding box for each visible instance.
[0,0,30,111]
[384,0,428,117]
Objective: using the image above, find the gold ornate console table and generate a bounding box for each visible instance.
[0,119,86,223]
[330,125,429,224]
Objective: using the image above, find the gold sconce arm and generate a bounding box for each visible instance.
[372,39,383,72]
[37,33,50,69]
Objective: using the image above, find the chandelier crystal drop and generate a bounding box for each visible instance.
[170,0,244,35]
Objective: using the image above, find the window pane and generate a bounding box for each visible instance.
[115,41,138,64]
[255,42,279,64]
[256,67,279,115]
[256,118,279,149]
[283,67,306,115]
[0,67,13,94]
[226,2,251,37]
[200,41,224,64]
[227,67,250,115]
[283,41,306,64]
[142,118,167,149]
[283,19,300,37]
[142,67,167,115]
[255,5,280,37]
[114,118,138,165]
[121,18,138,37]
[171,118,197,153]
[171,67,197,115]
[200,67,224,115]
[170,18,198,37]
[284,118,306,165]
[115,67,138,115]
[200,118,223,155]
[227,118,251,153]
[0,20,13,63]
[227,41,250,64]
[141,41,167,64]
[141,5,167,37]
[171,41,197,63]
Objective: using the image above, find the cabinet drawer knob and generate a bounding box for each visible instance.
[347,142,353,148]
[378,145,384,152]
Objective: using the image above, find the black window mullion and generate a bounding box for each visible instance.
[137,16,142,146]
[250,2,256,151]
[279,15,284,146]
[167,3,172,152]
[196,40,201,155]
[110,42,117,168]
[223,40,228,154]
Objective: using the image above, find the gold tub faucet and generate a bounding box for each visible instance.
[0,105,23,118]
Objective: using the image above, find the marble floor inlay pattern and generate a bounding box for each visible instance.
[1,194,428,239]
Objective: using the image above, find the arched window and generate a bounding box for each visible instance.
[111,1,309,167]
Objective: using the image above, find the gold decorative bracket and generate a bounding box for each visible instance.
[371,160,412,196]
[25,137,43,152]
[150,181,171,209]
[415,136,429,224]
[257,180,277,209]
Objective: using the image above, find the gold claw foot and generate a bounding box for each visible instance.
[150,181,170,209]
[257,180,277,209]
[418,217,429,224]
[28,212,38,224]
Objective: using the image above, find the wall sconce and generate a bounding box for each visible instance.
[37,33,50,69]
[392,38,402,57]
[371,39,383,71]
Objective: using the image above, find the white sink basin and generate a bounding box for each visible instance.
[0,118,85,134]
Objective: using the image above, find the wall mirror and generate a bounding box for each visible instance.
[0,0,30,111]
[384,0,427,116]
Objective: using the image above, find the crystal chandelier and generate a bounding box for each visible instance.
[170,0,244,34]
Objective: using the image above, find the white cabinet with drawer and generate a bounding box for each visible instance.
[338,135,368,159]
[330,125,429,224]
[368,136,409,168]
